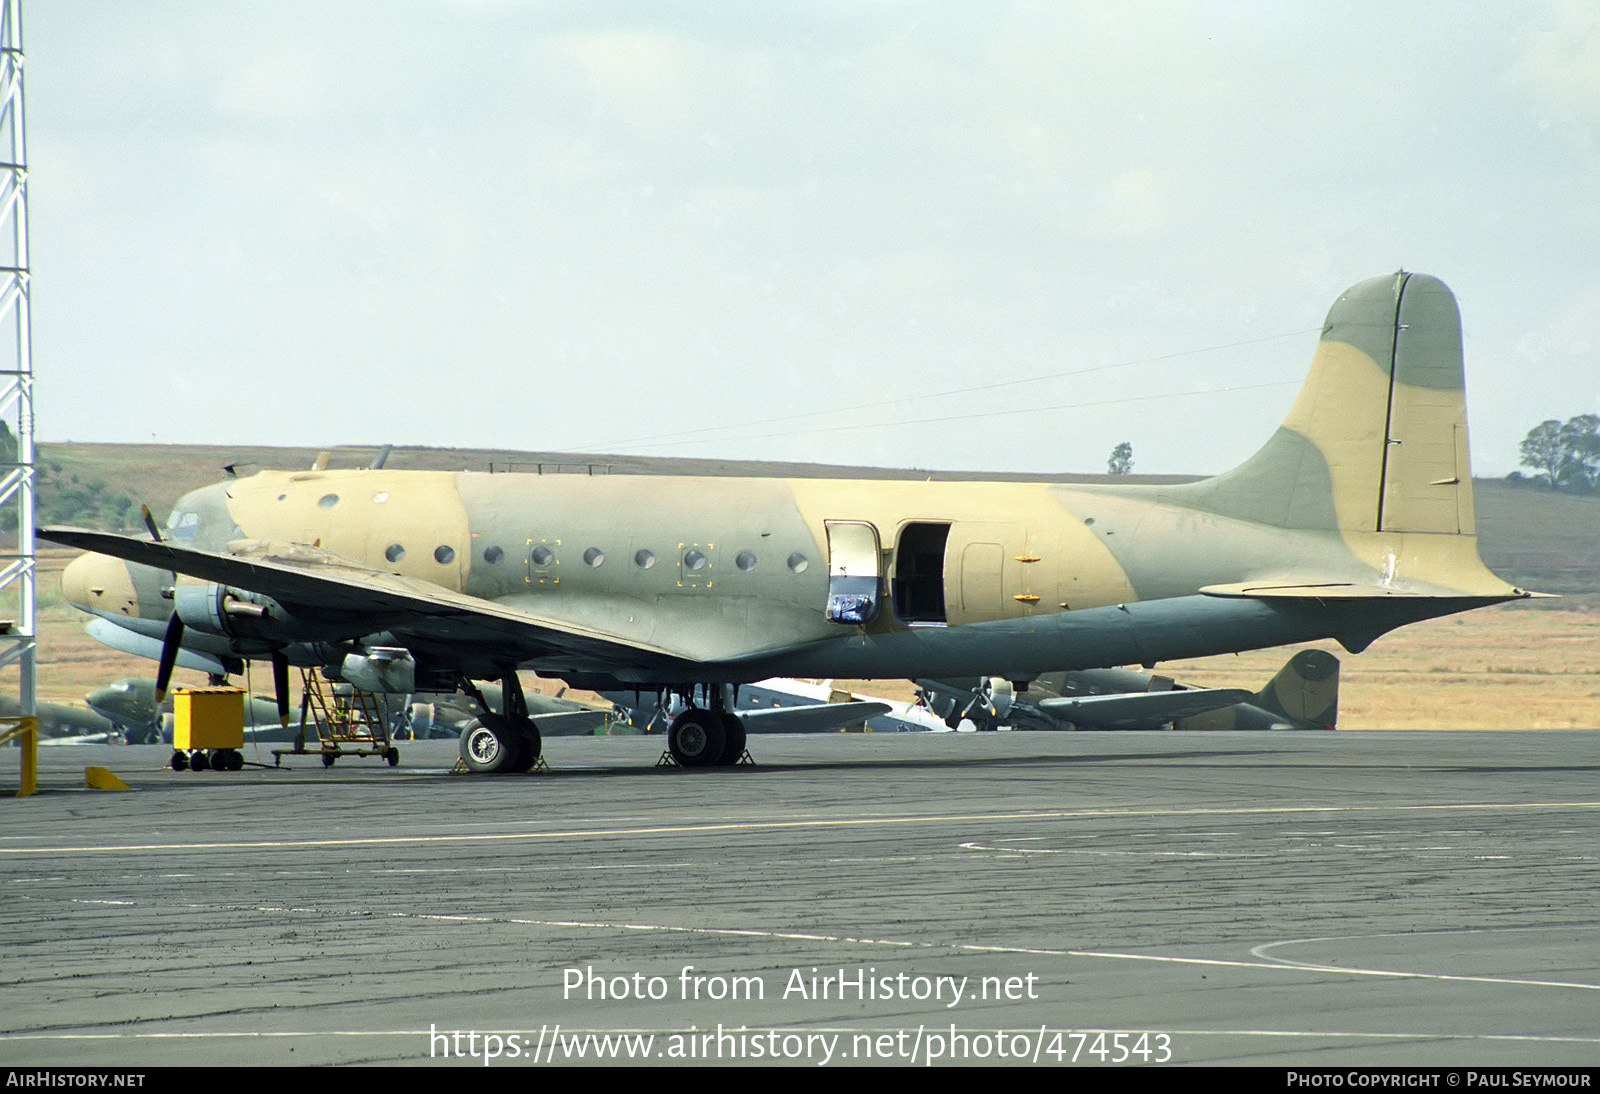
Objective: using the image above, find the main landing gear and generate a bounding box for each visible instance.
[666,702,748,768]
[457,671,543,775]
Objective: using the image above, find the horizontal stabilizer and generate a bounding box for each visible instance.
[1200,581,1426,599]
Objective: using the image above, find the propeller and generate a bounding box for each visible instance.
[271,651,291,728]
[143,503,187,704]
[153,611,184,704]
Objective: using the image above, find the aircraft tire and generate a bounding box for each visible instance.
[714,713,746,766]
[460,714,518,774]
[668,709,726,768]
[506,721,541,774]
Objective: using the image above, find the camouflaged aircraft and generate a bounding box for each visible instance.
[916,648,1341,732]
[46,272,1529,773]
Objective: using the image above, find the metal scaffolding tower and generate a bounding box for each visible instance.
[0,0,35,794]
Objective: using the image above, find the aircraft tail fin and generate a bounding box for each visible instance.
[1173,649,1339,731]
[1250,649,1339,729]
[1182,272,1475,536]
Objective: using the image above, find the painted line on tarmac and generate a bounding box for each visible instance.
[205,902,1600,993]
[4,800,1598,855]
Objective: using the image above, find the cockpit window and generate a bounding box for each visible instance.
[164,482,247,550]
[166,511,201,539]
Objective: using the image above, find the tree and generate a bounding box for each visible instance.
[1107,442,1133,476]
[1518,415,1600,492]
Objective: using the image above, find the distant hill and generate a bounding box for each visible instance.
[30,442,1600,594]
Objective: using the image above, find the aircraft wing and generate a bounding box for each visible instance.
[531,709,612,736]
[740,700,891,734]
[40,527,703,678]
[1036,687,1255,729]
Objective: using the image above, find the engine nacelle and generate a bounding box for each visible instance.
[173,583,294,645]
[339,646,416,695]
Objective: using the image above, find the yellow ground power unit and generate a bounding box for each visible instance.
[173,686,245,750]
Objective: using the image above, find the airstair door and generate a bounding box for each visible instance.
[824,520,882,625]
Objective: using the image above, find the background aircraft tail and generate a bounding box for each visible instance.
[1181,272,1475,536]
[1174,649,1339,731]
[1249,648,1339,728]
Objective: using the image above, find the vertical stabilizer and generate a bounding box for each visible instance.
[1251,649,1339,729]
[1183,272,1474,535]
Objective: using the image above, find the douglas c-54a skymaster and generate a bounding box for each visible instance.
[48,273,1531,772]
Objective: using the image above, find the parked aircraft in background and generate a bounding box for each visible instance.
[47,273,1529,773]
[81,677,613,745]
[604,678,903,735]
[406,682,612,740]
[0,695,118,744]
[917,649,1340,732]
[85,677,286,744]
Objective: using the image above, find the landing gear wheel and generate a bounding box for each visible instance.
[170,749,189,772]
[506,720,541,773]
[460,713,518,774]
[190,749,210,772]
[386,748,400,767]
[715,713,747,766]
[668,709,726,768]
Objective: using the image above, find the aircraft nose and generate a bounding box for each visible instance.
[62,553,141,616]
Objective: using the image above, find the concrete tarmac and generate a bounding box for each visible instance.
[2,730,1597,1067]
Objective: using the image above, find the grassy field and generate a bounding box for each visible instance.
[7,445,1598,730]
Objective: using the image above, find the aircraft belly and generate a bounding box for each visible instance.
[729,593,1446,681]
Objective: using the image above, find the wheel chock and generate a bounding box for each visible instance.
[84,767,129,791]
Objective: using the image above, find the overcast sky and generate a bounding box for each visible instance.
[23,1,1600,476]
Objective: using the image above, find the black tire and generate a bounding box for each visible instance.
[321,752,336,768]
[217,749,242,772]
[507,720,541,773]
[386,748,400,767]
[170,749,188,772]
[668,709,726,768]
[459,714,518,774]
[715,713,747,766]
[190,750,210,772]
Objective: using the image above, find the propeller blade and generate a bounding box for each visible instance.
[154,612,184,704]
[140,505,163,542]
[271,652,291,727]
